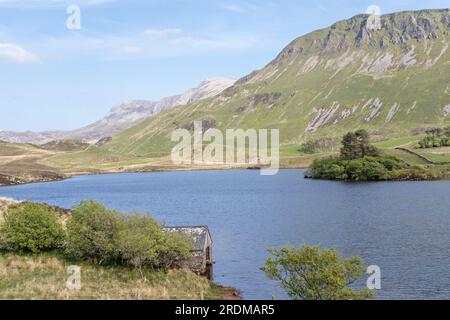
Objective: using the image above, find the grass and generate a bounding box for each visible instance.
[1,11,450,184]
[0,141,65,186]
[38,140,91,152]
[89,11,450,160]
[373,135,425,149]
[0,253,232,300]
[383,149,431,166]
[414,147,450,163]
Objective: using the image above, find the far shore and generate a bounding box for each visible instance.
[0,163,309,188]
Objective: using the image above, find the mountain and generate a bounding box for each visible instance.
[98,9,450,157]
[0,77,235,144]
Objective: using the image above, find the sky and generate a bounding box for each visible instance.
[0,0,449,131]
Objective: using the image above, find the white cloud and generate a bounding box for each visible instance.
[39,27,265,61]
[0,0,114,7]
[16,26,271,62]
[0,43,40,64]
[140,27,261,52]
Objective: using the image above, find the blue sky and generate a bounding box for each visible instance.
[0,0,449,131]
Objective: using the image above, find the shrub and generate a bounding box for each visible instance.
[0,202,65,253]
[261,245,374,300]
[359,157,389,180]
[388,168,434,181]
[309,156,399,181]
[158,232,192,269]
[65,201,193,270]
[417,128,450,149]
[116,214,192,270]
[344,159,363,180]
[307,157,347,180]
[375,155,403,171]
[116,214,165,270]
[65,201,121,264]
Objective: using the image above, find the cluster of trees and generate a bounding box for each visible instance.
[306,130,434,181]
[307,155,405,181]
[307,130,401,181]
[0,201,192,272]
[415,127,450,149]
[261,245,374,300]
[299,137,337,154]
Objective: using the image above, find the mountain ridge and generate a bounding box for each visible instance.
[97,9,450,157]
[0,77,235,144]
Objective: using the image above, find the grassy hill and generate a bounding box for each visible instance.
[92,9,449,159]
[0,141,65,186]
[2,10,450,180]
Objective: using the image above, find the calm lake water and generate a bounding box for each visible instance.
[1,169,450,299]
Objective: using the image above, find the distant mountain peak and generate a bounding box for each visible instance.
[0,77,236,144]
[98,9,450,157]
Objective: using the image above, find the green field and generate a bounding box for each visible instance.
[415,147,450,163]
[0,253,232,300]
[373,135,425,149]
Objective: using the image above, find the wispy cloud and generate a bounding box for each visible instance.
[29,27,269,62]
[0,0,114,7]
[0,43,40,64]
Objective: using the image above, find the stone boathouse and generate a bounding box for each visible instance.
[163,226,213,279]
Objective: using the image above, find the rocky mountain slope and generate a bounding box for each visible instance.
[0,77,235,144]
[98,9,450,157]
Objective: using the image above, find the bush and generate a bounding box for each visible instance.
[116,214,165,269]
[344,158,388,181]
[0,202,65,253]
[388,168,434,181]
[417,128,450,149]
[306,157,347,180]
[375,155,403,171]
[261,245,374,300]
[308,155,403,181]
[65,201,193,270]
[116,214,192,270]
[65,201,121,264]
[359,157,389,180]
[158,232,192,269]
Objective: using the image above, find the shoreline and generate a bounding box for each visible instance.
[0,198,241,300]
[0,164,309,188]
[2,163,450,188]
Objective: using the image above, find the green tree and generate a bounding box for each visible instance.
[340,130,379,160]
[65,201,121,264]
[306,157,347,180]
[340,132,359,160]
[361,158,388,180]
[0,202,65,253]
[116,214,165,272]
[158,232,193,269]
[261,245,374,300]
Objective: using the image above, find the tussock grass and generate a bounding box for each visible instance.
[0,253,227,300]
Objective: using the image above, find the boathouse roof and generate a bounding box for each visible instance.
[163,226,212,252]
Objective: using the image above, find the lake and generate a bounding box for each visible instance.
[1,169,450,299]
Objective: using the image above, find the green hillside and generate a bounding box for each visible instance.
[95,9,449,158]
